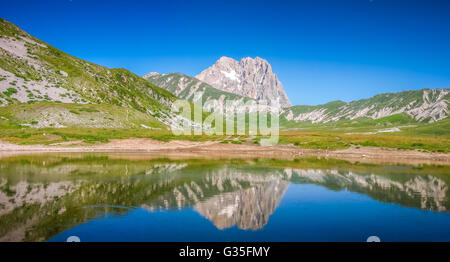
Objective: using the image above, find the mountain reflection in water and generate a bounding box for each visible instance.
[0,154,449,242]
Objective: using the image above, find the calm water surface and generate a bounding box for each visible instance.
[0,153,449,242]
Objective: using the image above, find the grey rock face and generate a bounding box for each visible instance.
[196,56,291,107]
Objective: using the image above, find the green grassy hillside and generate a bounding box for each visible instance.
[0,18,176,125]
[0,102,165,129]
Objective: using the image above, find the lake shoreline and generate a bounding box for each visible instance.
[1,138,449,166]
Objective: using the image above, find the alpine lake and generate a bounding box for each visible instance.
[0,153,449,242]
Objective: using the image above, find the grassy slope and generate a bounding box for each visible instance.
[282,113,417,132]
[0,18,175,116]
[0,102,165,129]
[284,100,346,117]
[402,117,450,137]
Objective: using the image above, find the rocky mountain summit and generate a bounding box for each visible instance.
[196,56,291,107]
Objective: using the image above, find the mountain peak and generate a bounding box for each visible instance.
[217,56,235,62]
[142,72,160,79]
[196,56,291,107]
[216,56,271,67]
[243,56,267,62]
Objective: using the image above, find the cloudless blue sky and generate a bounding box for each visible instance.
[1,0,450,105]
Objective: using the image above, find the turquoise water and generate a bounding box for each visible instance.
[0,154,449,242]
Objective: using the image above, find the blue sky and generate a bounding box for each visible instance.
[1,0,450,105]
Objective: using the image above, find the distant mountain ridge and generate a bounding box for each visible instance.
[144,68,449,125]
[282,88,449,124]
[195,56,291,107]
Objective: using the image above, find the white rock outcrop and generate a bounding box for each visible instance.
[196,56,291,108]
